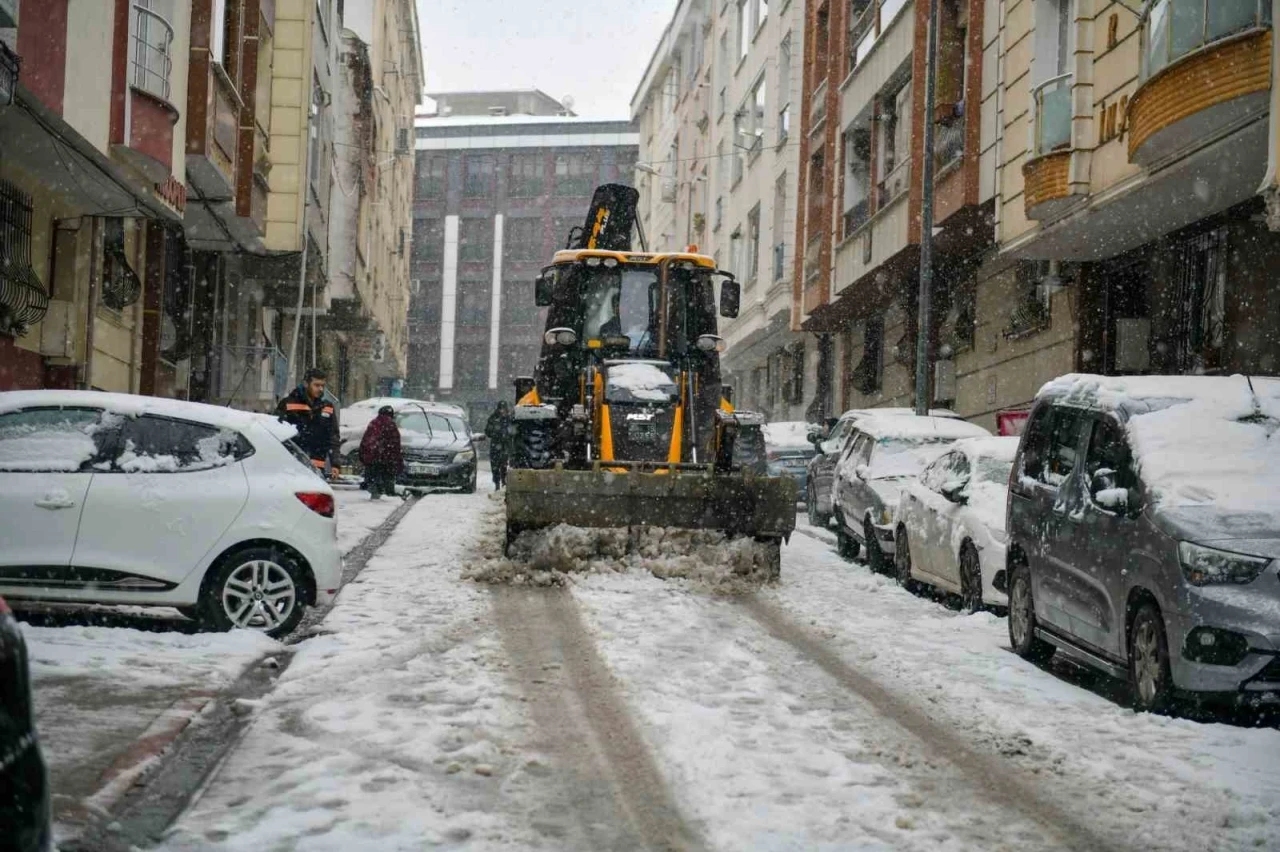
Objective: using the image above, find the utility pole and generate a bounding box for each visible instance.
[914,0,940,416]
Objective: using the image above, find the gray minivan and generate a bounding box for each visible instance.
[1003,374,1280,711]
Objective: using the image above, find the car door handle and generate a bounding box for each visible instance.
[35,497,77,510]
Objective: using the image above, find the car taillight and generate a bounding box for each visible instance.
[296,492,335,518]
[0,595,9,615]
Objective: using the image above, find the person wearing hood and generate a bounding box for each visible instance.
[360,406,403,500]
[484,400,513,489]
[276,368,340,476]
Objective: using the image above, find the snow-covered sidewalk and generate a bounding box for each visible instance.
[24,488,397,835]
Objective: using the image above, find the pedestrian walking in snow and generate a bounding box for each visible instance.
[277,368,340,477]
[484,400,513,489]
[360,406,403,500]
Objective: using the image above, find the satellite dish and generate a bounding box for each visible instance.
[561,94,575,114]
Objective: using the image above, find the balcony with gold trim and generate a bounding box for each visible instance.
[1023,74,1080,221]
[1128,0,1272,167]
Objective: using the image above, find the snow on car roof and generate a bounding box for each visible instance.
[344,397,466,416]
[952,435,1021,462]
[0,390,296,441]
[838,407,959,421]
[762,421,816,450]
[857,414,991,441]
[1041,375,1280,515]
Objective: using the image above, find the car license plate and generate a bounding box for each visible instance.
[408,463,440,475]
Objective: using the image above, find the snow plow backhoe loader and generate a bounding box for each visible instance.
[504,184,796,573]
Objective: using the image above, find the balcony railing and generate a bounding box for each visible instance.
[1033,74,1072,155]
[934,105,966,170]
[876,161,910,207]
[811,80,828,126]
[1144,0,1271,78]
[842,197,870,238]
[850,0,912,72]
[804,235,823,284]
[131,4,174,101]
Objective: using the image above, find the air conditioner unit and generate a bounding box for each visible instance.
[38,300,76,359]
[1114,318,1151,372]
[660,178,678,203]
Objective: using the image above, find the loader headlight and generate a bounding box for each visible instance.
[695,334,727,353]
[544,327,578,346]
[1178,541,1270,586]
[603,257,619,268]
[585,256,602,267]
[453,450,475,464]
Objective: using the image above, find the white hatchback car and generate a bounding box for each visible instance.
[892,436,1020,611]
[0,391,341,638]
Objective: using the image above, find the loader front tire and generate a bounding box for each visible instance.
[512,421,555,469]
[759,537,782,582]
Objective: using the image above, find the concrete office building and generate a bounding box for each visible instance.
[408,91,638,424]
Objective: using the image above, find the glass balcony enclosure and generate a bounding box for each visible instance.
[1033,74,1072,155]
[1144,0,1271,78]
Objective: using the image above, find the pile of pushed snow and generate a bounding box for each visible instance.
[464,521,778,588]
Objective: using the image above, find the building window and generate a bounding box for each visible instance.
[308,77,323,192]
[1173,225,1228,373]
[505,217,542,261]
[772,173,788,282]
[786,341,805,405]
[458,217,493,262]
[737,0,751,61]
[843,129,872,236]
[508,154,544,197]
[456,280,491,326]
[876,80,912,205]
[851,316,884,396]
[412,218,445,262]
[729,226,743,281]
[454,343,488,389]
[463,156,495,197]
[731,110,746,185]
[745,205,761,285]
[555,153,595,196]
[416,155,446,199]
[778,33,792,146]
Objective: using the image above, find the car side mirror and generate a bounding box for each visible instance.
[535,269,555,306]
[1090,469,1133,514]
[855,464,869,480]
[719,276,741,318]
[940,480,969,504]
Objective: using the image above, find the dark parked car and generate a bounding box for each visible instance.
[340,399,477,493]
[762,422,819,501]
[1004,374,1280,712]
[0,595,53,852]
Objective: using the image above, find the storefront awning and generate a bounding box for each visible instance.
[0,84,181,222]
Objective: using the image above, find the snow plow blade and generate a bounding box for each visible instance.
[504,462,797,544]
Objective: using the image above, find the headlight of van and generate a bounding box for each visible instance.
[453,450,475,464]
[1178,541,1270,586]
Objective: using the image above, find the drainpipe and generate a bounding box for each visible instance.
[915,0,941,416]
[1259,0,1280,229]
[81,218,102,390]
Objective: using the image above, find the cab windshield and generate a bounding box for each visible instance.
[580,267,660,355]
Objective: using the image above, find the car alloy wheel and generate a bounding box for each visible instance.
[221,558,298,633]
[959,545,983,614]
[1129,604,1173,713]
[1007,565,1055,664]
[894,528,915,589]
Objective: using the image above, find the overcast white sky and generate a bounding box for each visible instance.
[414,0,677,119]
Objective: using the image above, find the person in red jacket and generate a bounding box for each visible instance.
[359,406,403,500]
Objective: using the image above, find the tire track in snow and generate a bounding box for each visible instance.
[492,586,707,852]
[739,596,1130,852]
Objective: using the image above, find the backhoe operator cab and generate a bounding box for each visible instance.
[520,250,742,469]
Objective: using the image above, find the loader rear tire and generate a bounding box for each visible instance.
[759,537,782,582]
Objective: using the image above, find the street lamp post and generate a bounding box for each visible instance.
[914,0,940,416]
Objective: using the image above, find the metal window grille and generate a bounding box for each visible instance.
[1173,226,1227,372]
[0,179,49,334]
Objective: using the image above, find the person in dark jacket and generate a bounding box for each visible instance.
[484,401,513,489]
[276,368,340,476]
[359,406,402,500]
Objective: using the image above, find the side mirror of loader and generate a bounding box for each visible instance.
[719,276,741,318]
[535,269,556,307]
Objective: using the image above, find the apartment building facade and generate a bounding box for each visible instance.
[633,0,816,422]
[0,0,190,394]
[322,0,423,402]
[408,92,637,424]
[0,0,418,409]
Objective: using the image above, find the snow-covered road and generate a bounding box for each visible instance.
[140,488,1280,850]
